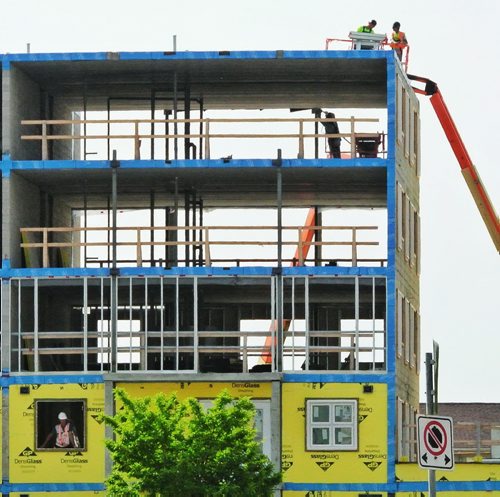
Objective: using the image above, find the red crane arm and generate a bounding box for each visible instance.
[408,74,500,252]
[260,207,316,365]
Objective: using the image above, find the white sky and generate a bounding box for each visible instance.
[2,0,499,402]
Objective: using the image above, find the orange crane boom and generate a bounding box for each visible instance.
[260,207,316,364]
[408,74,500,252]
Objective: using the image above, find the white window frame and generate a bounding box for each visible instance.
[409,303,416,368]
[411,407,418,461]
[306,399,358,451]
[414,211,420,274]
[253,400,272,458]
[415,111,421,177]
[409,202,415,268]
[397,290,403,358]
[404,91,410,158]
[404,298,410,364]
[397,183,404,252]
[403,402,411,458]
[410,107,418,168]
[200,399,271,458]
[397,398,404,459]
[405,195,411,262]
[397,79,403,144]
[415,311,421,374]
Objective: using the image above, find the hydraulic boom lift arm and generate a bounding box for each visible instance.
[408,74,500,252]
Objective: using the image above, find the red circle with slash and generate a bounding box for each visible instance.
[423,420,448,456]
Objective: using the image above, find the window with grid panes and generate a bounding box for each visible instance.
[306,399,358,450]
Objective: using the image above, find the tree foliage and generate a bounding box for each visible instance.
[102,389,281,497]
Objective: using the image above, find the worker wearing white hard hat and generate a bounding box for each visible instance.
[40,411,79,449]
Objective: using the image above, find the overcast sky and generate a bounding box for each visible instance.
[2,0,499,402]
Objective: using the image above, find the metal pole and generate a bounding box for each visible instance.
[173,72,178,160]
[426,352,437,497]
[83,83,87,160]
[150,190,155,266]
[107,97,111,161]
[151,88,155,159]
[433,340,440,412]
[274,149,283,372]
[184,77,191,159]
[276,149,283,268]
[83,185,88,267]
[110,150,120,372]
[164,109,171,161]
[184,191,190,266]
[313,108,321,158]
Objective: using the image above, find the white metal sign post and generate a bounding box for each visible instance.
[417,415,454,470]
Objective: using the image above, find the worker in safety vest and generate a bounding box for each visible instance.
[40,411,80,448]
[357,20,377,33]
[390,22,408,61]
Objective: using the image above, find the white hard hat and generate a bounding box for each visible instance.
[58,412,68,420]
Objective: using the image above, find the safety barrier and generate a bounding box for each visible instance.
[20,116,386,160]
[20,224,384,268]
[325,36,410,72]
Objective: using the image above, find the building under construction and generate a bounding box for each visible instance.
[1,40,499,496]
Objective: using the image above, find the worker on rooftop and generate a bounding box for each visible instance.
[390,22,408,61]
[357,20,377,33]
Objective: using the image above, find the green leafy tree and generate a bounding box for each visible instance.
[102,389,281,497]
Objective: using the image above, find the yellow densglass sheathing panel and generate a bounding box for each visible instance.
[396,462,500,482]
[9,383,105,483]
[116,380,272,399]
[282,383,387,484]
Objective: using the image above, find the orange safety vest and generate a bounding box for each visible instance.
[391,31,407,48]
[55,423,71,447]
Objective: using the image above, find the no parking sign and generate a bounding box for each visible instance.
[417,415,454,470]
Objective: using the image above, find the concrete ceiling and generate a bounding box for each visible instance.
[13,55,388,110]
[13,165,386,208]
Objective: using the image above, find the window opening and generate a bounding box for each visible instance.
[97,319,141,365]
[307,399,358,451]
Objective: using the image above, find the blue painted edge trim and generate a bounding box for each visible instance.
[2,49,391,63]
[6,158,387,171]
[119,49,391,61]
[398,480,500,491]
[3,480,499,492]
[385,55,398,488]
[1,155,11,177]
[2,266,389,278]
[283,480,500,491]
[5,374,104,385]
[3,482,106,492]
[4,52,109,62]
[283,373,391,383]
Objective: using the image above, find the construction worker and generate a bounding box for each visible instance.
[321,112,341,158]
[390,22,408,61]
[357,20,377,33]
